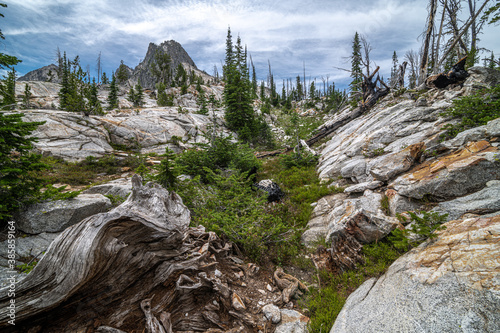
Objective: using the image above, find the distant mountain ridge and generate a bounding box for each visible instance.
[17,40,198,89]
[18,64,60,83]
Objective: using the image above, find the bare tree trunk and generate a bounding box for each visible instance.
[434,0,448,73]
[419,0,438,86]
[438,0,490,67]
[361,35,373,77]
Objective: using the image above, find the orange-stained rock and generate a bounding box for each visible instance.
[390,141,500,199]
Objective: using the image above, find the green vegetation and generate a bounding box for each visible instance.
[116,60,129,84]
[17,257,39,274]
[107,73,119,110]
[305,240,402,332]
[223,28,272,146]
[440,84,500,140]
[0,113,47,223]
[389,211,447,251]
[0,67,16,109]
[37,155,143,186]
[306,210,448,332]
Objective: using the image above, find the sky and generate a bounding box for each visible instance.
[2,0,499,90]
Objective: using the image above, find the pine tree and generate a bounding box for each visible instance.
[0,113,47,223]
[350,32,363,102]
[127,86,136,105]
[390,51,398,87]
[101,72,109,84]
[223,28,256,142]
[116,60,129,84]
[107,73,118,110]
[309,80,316,100]
[150,50,172,87]
[0,67,16,109]
[134,83,143,107]
[88,78,102,115]
[295,75,303,101]
[22,83,32,109]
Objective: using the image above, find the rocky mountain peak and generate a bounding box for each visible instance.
[127,39,198,89]
[17,63,60,83]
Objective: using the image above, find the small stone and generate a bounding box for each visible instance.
[266,284,273,292]
[214,269,222,277]
[232,292,246,311]
[258,289,266,295]
[262,304,281,324]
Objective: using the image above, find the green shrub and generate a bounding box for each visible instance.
[440,85,500,140]
[389,210,448,251]
[306,239,402,332]
[176,136,261,183]
[280,151,319,169]
[176,170,289,261]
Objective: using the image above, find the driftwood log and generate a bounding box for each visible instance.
[426,56,469,89]
[0,175,283,332]
[257,67,390,159]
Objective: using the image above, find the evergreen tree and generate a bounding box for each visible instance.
[350,32,363,102]
[295,75,303,101]
[101,72,109,84]
[251,57,257,99]
[107,72,118,110]
[0,113,47,223]
[22,83,32,109]
[223,28,257,142]
[134,83,143,107]
[390,51,398,87]
[150,50,172,87]
[0,67,16,109]
[309,80,316,100]
[127,86,136,105]
[116,60,129,84]
[88,78,103,115]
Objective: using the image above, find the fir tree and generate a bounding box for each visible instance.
[22,83,32,109]
[116,60,129,84]
[127,86,136,105]
[101,72,109,84]
[309,80,316,100]
[0,67,16,109]
[223,29,256,142]
[0,113,47,223]
[88,78,103,115]
[150,50,172,87]
[350,32,363,102]
[107,72,118,110]
[390,51,398,87]
[134,83,143,107]
[295,75,303,101]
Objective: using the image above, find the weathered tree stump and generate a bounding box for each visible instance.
[0,175,270,332]
[426,56,469,89]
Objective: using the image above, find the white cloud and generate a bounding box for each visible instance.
[4,0,500,88]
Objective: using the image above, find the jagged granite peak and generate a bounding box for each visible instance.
[17,64,60,83]
[125,40,198,89]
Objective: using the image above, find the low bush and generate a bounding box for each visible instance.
[176,170,289,261]
[440,84,500,140]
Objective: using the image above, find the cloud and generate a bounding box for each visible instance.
[3,0,500,88]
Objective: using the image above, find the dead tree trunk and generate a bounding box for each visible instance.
[419,0,438,86]
[0,175,278,333]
